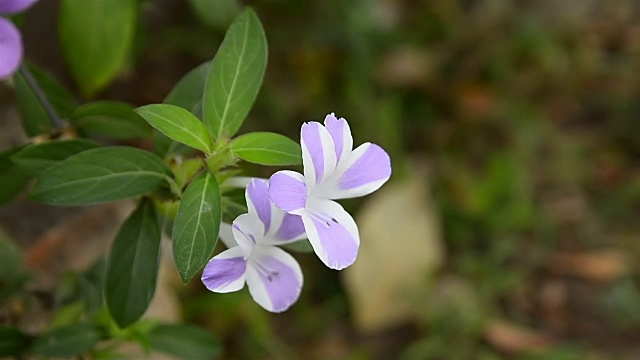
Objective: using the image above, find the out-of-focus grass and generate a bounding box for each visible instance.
[117,0,640,358]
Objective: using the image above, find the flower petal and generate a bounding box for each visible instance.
[268,170,307,215]
[332,142,391,199]
[246,178,271,232]
[232,213,264,251]
[201,247,247,293]
[218,222,237,248]
[0,18,22,80]
[262,181,306,244]
[245,246,303,312]
[274,213,306,242]
[264,210,306,245]
[302,198,360,270]
[324,113,353,164]
[0,0,38,14]
[301,121,337,186]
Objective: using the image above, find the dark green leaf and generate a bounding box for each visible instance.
[14,65,78,136]
[0,229,30,303]
[78,259,107,314]
[71,101,152,140]
[0,147,30,204]
[60,0,137,95]
[31,323,102,357]
[105,200,161,328]
[164,61,210,115]
[222,197,247,224]
[282,239,313,253]
[221,186,247,223]
[230,132,302,165]
[188,0,241,30]
[149,324,221,360]
[203,8,268,139]
[0,326,30,357]
[152,128,174,159]
[136,104,213,153]
[156,62,211,158]
[30,147,173,205]
[11,138,100,176]
[173,173,221,283]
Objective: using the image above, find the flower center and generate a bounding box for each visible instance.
[308,211,339,228]
[252,260,280,282]
[233,223,258,245]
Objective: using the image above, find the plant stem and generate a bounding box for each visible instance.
[18,64,64,129]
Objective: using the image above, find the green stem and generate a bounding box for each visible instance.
[18,64,64,129]
[165,176,182,199]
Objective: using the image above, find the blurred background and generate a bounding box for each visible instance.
[2,0,640,358]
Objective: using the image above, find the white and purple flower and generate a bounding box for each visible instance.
[0,0,38,79]
[269,113,391,270]
[201,179,306,313]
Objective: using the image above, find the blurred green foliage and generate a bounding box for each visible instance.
[173,0,640,357]
[3,0,640,358]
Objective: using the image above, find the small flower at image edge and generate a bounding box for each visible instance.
[0,17,22,80]
[268,113,391,270]
[0,0,38,14]
[0,0,39,80]
[201,179,307,312]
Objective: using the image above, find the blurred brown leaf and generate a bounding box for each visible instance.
[550,250,627,283]
[376,46,435,88]
[484,319,554,354]
[343,162,444,332]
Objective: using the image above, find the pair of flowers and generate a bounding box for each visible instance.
[0,0,37,79]
[201,114,392,312]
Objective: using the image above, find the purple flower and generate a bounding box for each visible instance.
[0,17,21,79]
[0,0,38,80]
[0,0,38,14]
[268,113,392,270]
[201,179,306,313]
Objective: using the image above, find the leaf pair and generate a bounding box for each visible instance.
[136,8,301,166]
[136,7,267,153]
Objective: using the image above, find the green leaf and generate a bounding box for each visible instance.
[203,8,268,139]
[30,147,173,205]
[155,62,211,158]
[164,61,210,115]
[0,229,30,303]
[77,260,107,314]
[0,147,30,204]
[71,101,152,140]
[282,239,314,253]
[0,326,30,357]
[105,200,161,328]
[173,173,221,283]
[14,65,78,136]
[50,302,85,328]
[60,0,137,95]
[11,139,100,176]
[152,128,174,159]
[221,186,247,223]
[149,323,221,360]
[222,197,247,224]
[230,132,302,165]
[32,323,102,357]
[136,104,213,153]
[188,0,241,30]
